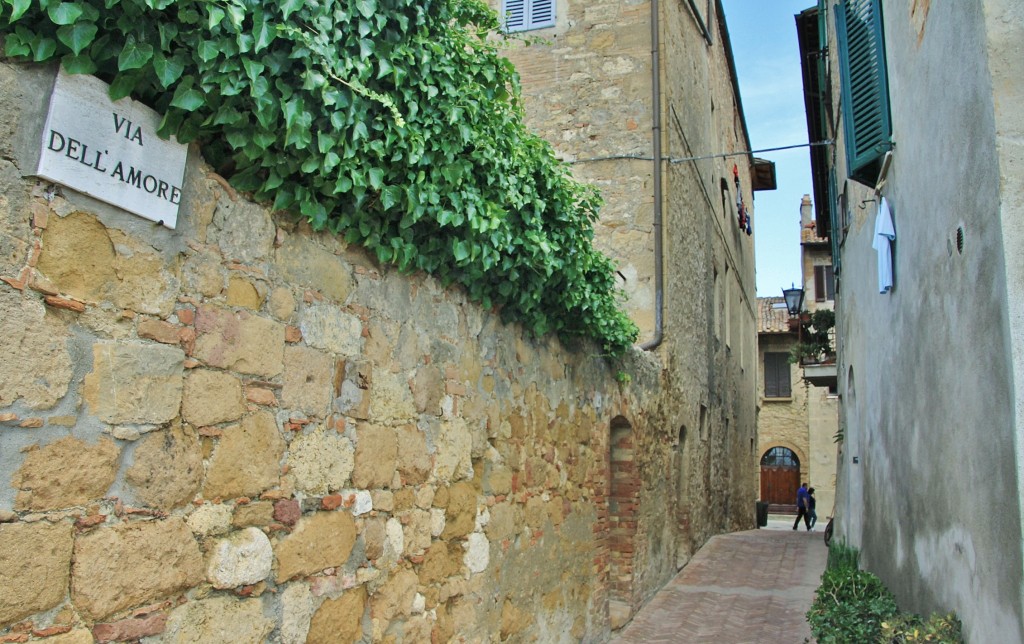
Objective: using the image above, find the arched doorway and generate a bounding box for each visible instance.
[759,447,800,510]
[608,416,637,607]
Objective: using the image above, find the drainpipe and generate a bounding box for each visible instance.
[640,0,665,351]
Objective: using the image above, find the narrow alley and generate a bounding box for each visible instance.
[614,517,827,643]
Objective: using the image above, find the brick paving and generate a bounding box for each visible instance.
[613,523,827,643]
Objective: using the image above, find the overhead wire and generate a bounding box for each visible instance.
[567,139,834,165]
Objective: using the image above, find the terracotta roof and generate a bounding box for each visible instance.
[757,297,793,334]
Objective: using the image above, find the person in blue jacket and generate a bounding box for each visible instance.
[793,482,811,531]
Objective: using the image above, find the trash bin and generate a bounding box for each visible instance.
[756,501,769,528]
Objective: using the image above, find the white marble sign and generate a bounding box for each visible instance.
[35,70,187,229]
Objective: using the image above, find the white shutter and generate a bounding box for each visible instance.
[527,0,555,29]
[501,0,526,31]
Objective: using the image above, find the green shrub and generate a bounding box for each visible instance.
[826,540,860,572]
[880,612,963,643]
[807,563,898,643]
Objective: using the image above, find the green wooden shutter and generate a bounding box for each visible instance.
[835,0,891,184]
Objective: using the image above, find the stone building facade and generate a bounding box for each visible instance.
[0,0,759,633]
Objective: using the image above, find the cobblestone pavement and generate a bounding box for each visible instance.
[613,520,827,643]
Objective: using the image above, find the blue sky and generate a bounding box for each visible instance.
[721,0,816,296]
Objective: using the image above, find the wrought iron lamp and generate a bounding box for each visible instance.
[782,284,805,317]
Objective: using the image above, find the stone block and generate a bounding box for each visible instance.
[82,341,184,424]
[43,630,94,644]
[396,424,431,485]
[186,502,233,536]
[160,596,273,644]
[463,533,490,573]
[335,359,372,419]
[433,418,473,482]
[11,437,119,511]
[0,288,72,409]
[279,582,313,644]
[275,511,356,582]
[125,422,202,510]
[207,527,273,589]
[71,518,203,621]
[203,411,284,500]
[225,275,263,309]
[285,427,354,495]
[299,303,362,357]
[369,370,416,423]
[307,587,365,644]
[232,501,274,528]
[268,287,296,320]
[36,211,115,302]
[370,569,417,623]
[208,197,275,263]
[282,346,334,415]
[275,233,353,303]
[193,305,284,377]
[181,369,245,427]
[0,522,73,627]
[411,366,443,416]
[181,248,226,298]
[417,542,461,586]
[352,424,398,489]
[441,481,477,540]
[92,613,167,642]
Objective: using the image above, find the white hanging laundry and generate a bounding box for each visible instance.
[872,198,895,293]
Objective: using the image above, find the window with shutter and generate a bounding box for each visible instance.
[814,265,835,301]
[501,0,555,32]
[764,353,792,399]
[835,0,891,184]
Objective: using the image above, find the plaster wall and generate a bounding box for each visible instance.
[828,2,1024,640]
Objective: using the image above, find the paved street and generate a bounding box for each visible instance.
[613,516,827,643]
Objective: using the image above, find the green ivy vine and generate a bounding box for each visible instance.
[0,0,639,355]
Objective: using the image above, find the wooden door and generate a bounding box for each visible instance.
[760,466,799,505]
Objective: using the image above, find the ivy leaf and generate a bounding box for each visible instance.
[61,52,96,74]
[7,0,31,22]
[47,2,83,25]
[152,51,184,87]
[197,39,219,62]
[280,0,303,20]
[55,20,96,55]
[453,240,470,263]
[368,167,384,190]
[117,35,153,70]
[31,36,56,61]
[108,71,139,101]
[252,10,274,52]
[170,80,205,111]
[206,5,225,29]
[381,185,401,210]
[355,0,376,19]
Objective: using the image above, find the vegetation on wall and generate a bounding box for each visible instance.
[789,308,835,365]
[0,0,639,355]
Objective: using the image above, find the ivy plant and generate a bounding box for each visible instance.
[0,0,639,355]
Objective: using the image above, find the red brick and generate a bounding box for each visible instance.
[175,308,195,325]
[246,387,278,406]
[273,499,301,525]
[321,494,343,511]
[92,612,167,642]
[285,326,303,343]
[18,418,43,428]
[43,295,85,313]
[32,625,71,637]
[138,318,182,345]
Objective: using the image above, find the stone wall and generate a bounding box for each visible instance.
[497,2,759,619]
[0,58,753,643]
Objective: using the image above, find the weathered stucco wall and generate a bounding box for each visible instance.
[0,54,754,643]
[829,1,1024,641]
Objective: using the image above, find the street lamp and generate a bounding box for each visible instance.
[782,284,805,317]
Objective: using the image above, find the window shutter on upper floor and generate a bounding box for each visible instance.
[764,353,792,399]
[835,0,891,184]
[501,0,555,32]
[814,265,835,301]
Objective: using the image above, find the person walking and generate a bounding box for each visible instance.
[807,487,818,529]
[793,482,811,531]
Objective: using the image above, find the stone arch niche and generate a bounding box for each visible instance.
[608,415,638,609]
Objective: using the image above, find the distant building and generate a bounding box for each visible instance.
[756,196,838,519]
[798,1,1024,640]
